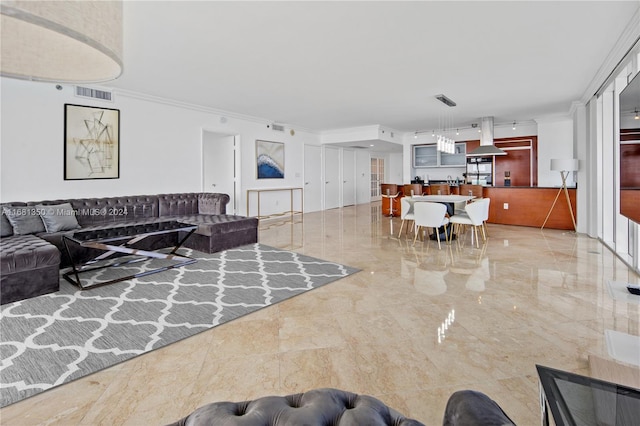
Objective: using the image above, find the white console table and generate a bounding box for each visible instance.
[246,187,303,220]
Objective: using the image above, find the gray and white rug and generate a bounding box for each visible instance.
[0,243,359,407]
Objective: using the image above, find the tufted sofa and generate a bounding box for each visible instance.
[166,388,425,426]
[1,192,258,305]
[167,388,515,426]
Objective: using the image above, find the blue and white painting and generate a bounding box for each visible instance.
[256,140,284,179]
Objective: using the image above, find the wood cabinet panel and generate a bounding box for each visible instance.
[462,136,537,187]
[483,187,576,230]
[620,142,640,188]
[621,189,640,224]
[495,149,531,187]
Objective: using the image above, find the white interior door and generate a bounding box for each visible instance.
[356,150,372,204]
[324,146,340,209]
[203,131,237,214]
[342,149,355,206]
[304,144,322,213]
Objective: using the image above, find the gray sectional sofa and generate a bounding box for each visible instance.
[1,192,258,305]
[166,388,514,425]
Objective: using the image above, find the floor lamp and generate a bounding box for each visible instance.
[541,159,578,231]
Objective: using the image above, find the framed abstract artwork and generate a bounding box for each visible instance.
[64,104,120,180]
[256,140,284,179]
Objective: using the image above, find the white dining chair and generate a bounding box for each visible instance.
[398,197,415,237]
[413,202,449,249]
[449,199,486,248]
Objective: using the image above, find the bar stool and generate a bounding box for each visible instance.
[380,184,400,217]
[403,183,424,197]
[428,184,451,195]
[455,184,483,214]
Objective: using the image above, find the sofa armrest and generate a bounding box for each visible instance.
[442,390,515,426]
[198,193,229,215]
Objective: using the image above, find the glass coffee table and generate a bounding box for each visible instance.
[62,221,198,289]
[537,364,640,426]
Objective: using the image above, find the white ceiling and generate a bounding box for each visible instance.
[107,1,639,138]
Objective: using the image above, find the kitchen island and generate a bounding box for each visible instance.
[483,186,577,230]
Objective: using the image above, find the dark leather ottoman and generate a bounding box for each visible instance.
[1,234,60,305]
[167,388,424,426]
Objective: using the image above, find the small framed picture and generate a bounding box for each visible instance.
[256,140,284,179]
[64,104,120,180]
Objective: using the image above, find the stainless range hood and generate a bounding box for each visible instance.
[467,117,507,156]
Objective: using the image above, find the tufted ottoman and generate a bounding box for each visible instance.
[0,234,60,305]
[174,214,259,254]
[166,388,425,426]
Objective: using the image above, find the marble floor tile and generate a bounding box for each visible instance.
[1,203,639,425]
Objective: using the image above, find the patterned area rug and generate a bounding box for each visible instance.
[0,244,359,407]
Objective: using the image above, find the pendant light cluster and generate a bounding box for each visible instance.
[433,94,457,154]
[436,134,455,154]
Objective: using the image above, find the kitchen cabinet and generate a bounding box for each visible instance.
[413,143,466,168]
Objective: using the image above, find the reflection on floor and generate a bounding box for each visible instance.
[2,202,638,425]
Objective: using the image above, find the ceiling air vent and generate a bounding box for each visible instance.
[75,86,113,102]
[271,124,285,132]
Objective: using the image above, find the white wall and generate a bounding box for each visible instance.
[536,117,575,187]
[387,152,403,183]
[0,78,321,215]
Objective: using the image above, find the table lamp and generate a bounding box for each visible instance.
[541,159,578,231]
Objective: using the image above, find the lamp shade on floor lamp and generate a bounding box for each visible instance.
[542,159,578,231]
[550,159,579,172]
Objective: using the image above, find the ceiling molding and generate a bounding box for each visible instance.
[581,6,640,103]
[568,101,586,117]
[112,87,319,134]
[534,115,573,124]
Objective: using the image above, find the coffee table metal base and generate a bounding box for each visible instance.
[63,225,197,290]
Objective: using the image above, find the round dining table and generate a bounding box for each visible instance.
[407,194,476,240]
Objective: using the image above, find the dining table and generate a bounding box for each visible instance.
[408,194,476,241]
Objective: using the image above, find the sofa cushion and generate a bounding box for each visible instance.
[36,203,81,233]
[198,193,229,215]
[1,206,13,237]
[2,206,46,235]
[64,196,159,227]
[0,234,60,274]
[158,193,201,217]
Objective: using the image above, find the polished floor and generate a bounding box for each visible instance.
[1,202,639,425]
